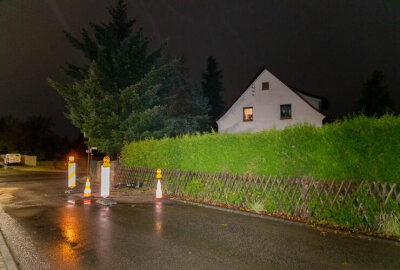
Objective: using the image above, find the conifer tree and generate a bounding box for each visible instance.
[49,1,210,154]
[355,70,396,117]
[202,56,224,126]
[49,0,169,154]
[165,58,210,136]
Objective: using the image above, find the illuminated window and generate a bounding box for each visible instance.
[262,82,269,90]
[280,104,292,119]
[243,107,253,121]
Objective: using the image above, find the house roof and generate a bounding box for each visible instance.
[216,67,326,121]
[290,87,328,111]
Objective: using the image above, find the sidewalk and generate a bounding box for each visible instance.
[0,230,18,270]
[63,175,156,204]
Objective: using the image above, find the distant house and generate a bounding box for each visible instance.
[216,67,327,133]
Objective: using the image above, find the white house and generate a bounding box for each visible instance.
[216,67,326,133]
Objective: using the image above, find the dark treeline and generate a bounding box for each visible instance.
[0,115,74,159]
[354,70,397,117]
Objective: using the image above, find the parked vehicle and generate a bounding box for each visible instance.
[4,153,22,165]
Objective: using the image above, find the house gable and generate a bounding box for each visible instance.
[217,68,325,133]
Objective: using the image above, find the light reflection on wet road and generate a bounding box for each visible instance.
[0,171,399,270]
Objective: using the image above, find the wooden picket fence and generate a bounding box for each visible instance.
[114,166,400,228]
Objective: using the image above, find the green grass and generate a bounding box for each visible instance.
[121,115,400,183]
[249,201,264,213]
[162,175,400,233]
[376,212,400,237]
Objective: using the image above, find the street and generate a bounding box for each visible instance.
[0,169,399,270]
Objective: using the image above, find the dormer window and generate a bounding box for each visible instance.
[262,82,270,90]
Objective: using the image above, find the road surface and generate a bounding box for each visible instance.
[0,169,399,270]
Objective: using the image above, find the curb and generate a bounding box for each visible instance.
[171,198,400,245]
[171,198,309,226]
[0,230,18,270]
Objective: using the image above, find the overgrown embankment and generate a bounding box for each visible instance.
[122,115,400,183]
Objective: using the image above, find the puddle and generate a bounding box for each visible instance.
[0,187,20,191]
[13,200,40,206]
[4,205,45,218]
[0,192,15,203]
[0,187,21,204]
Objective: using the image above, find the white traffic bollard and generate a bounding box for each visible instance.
[101,157,110,198]
[97,156,116,206]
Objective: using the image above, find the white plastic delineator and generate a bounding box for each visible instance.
[68,162,76,188]
[155,169,162,199]
[101,165,110,198]
[156,179,162,199]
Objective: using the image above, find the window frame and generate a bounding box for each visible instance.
[243,106,253,122]
[262,82,270,90]
[280,104,292,120]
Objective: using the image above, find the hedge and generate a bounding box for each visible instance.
[121,115,400,183]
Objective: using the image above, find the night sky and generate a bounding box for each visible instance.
[0,0,399,139]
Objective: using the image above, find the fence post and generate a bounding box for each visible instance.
[96,161,102,182]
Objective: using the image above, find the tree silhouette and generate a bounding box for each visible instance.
[62,0,161,90]
[49,0,209,154]
[202,56,224,127]
[355,70,396,117]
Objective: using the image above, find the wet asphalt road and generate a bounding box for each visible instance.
[0,170,399,270]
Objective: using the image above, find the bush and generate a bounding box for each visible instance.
[121,115,400,183]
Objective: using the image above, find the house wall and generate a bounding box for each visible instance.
[217,69,325,133]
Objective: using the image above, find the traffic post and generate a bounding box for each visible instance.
[65,156,78,194]
[101,156,110,198]
[96,156,117,206]
[155,169,163,199]
[68,156,76,188]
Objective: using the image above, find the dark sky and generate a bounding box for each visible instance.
[0,0,399,139]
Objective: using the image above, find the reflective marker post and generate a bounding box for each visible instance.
[101,156,110,198]
[68,156,76,188]
[155,169,163,199]
[97,156,117,206]
[65,156,78,194]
